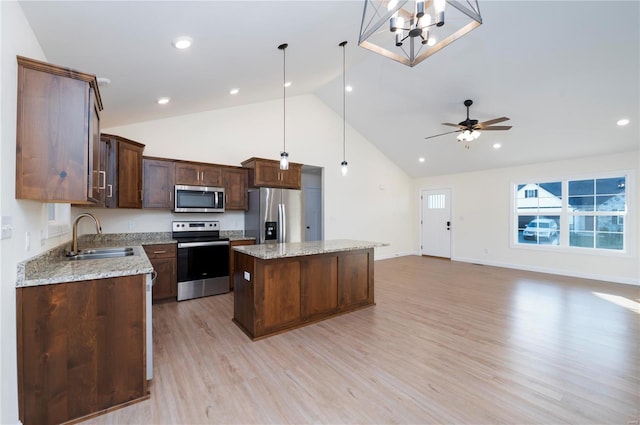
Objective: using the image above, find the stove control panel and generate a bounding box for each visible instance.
[172,220,220,233]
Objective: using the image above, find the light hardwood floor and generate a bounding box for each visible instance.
[84,256,639,424]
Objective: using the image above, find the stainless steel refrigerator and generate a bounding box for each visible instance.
[245,188,305,244]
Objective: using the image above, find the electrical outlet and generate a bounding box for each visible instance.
[244,271,251,281]
[128,221,136,230]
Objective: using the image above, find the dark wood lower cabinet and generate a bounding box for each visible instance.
[16,275,148,425]
[233,248,374,340]
[144,243,177,302]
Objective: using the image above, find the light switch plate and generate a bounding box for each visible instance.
[1,216,12,240]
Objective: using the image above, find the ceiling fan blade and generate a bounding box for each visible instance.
[424,129,461,140]
[442,123,462,128]
[477,116,510,127]
[481,125,512,131]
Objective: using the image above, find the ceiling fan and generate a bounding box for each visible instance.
[425,99,511,148]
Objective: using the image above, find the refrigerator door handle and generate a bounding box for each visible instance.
[281,203,286,242]
[278,204,285,243]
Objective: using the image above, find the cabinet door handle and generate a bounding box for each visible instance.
[153,250,167,254]
[107,184,113,198]
[99,171,106,189]
[169,191,173,201]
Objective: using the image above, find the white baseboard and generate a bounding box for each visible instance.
[374,251,420,261]
[452,256,640,286]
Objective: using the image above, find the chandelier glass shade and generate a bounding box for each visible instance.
[359,0,482,67]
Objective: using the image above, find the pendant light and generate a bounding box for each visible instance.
[278,43,289,170]
[339,41,348,176]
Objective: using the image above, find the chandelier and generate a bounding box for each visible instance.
[358,0,482,67]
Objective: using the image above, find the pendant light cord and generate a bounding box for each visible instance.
[340,41,347,162]
[282,44,286,153]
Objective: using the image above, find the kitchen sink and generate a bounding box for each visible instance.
[67,247,135,261]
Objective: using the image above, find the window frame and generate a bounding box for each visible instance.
[511,170,633,257]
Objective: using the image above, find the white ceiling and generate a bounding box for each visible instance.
[18,0,640,178]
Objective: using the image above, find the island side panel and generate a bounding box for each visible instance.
[233,251,256,337]
[338,248,374,309]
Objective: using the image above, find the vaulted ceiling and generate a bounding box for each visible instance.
[18,1,639,178]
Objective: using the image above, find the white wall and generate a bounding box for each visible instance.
[0,2,74,424]
[414,152,640,285]
[84,94,415,259]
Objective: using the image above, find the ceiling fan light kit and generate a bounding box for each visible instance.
[425,99,512,148]
[358,0,482,67]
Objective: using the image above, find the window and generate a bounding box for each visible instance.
[514,174,629,252]
[43,203,71,239]
[568,177,626,250]
[516,182,561,246]
[427,194,445,209]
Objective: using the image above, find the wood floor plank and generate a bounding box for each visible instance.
[81,256,640,424]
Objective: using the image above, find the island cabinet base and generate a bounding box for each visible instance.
[233,248,375,340]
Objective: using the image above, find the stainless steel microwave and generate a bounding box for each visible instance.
[174,185,225,213]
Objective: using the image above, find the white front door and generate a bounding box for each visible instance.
[421,189,452,258]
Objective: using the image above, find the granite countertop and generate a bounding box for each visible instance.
[16,232,176,288]
[233,239,387,260]
[17,230,254,288]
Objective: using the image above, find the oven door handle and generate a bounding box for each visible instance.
[177,241,230,248]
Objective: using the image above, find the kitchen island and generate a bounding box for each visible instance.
[232,240,384,340]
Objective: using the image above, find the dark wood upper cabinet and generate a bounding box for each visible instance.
[223,167,248,210]
[143,157,175,209]
[81,134,145,209]
[16,55,103,203]
[175,162,223,187]
[241,157,302,189]
[116,137,144,208]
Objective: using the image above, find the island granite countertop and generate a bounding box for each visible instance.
[233,239,387,260]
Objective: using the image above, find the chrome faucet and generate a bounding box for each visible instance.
[68,213,103,256]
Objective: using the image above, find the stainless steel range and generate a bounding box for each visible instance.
[172,220,230,301]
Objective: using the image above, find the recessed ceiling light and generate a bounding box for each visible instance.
[493,143,501,149]
[418,157,425,162]
[229,88,239,95]
[157,97,170,105]
[284,81,292,88]
[617,118,630,126]
[345,85,353,92]
[172,36,193,50]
